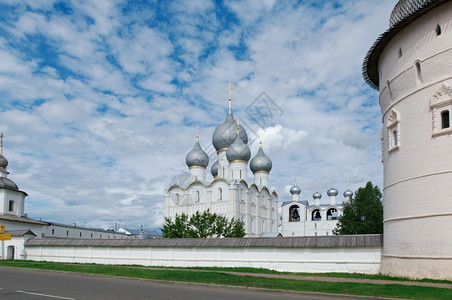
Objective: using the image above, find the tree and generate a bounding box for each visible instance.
[333,181,383,235]
[162,210,246,238]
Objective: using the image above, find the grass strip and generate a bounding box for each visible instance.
[0,260,450,299]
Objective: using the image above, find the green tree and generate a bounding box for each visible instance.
[333,181,383,235]
[162,210,246,238]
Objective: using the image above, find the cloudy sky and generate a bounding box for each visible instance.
[0,0,396,230]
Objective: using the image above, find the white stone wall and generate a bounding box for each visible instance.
[24,244,381,274]
[377,2,452,280]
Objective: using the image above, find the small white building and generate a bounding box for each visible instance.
[280,184,352,237]
[0,139,130,260]
[165,92,279,237]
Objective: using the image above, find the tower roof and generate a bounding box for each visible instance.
[362,0,446,89]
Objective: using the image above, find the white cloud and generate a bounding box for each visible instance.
[0,0,395,230]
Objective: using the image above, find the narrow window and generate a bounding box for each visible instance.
[240,169,242,179]
[100,234,102,238]
[196,190,200,202]
[441,110,450,129]
[79,232,82,237]
[398,47,403,58]
[66,231,69,236]
[52,229,55,235]
[436,24,442,36]
[218,188,222,200]
[91,233,93,238]
[8,200,14,212]
[415,61,422,84]
[392,129,398,147]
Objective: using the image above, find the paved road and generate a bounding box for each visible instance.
[0,267,382,300]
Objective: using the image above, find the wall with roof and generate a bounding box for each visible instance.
[24,235,382,274]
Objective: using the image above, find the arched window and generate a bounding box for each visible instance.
[196,190,200,202]
[289,205,300,222]
[327,208,338,220]
[415,61,422,84]
[175,193,180,204]
[218,188,222,200]
[441,110,450,129]
[312,209,321,221]
[8,200,14,212]
[398,47,402,58]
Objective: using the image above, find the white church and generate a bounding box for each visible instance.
[164,87,279,237]
[280,183,352,237]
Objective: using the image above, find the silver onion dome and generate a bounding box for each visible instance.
[250,144,272,173]
[327,187,339,197]
[212,113,248,151]
[343,189,353,198]
[313,191,322,199]
[186,141,209,168]
[226,131,251,162]
[0,177,18,191]
[211,160,219,177]
[290,185,301,195]
[0,154,8,169]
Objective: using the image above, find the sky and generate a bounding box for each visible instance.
[0,0,396,230]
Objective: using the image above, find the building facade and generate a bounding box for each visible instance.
[165,92,278,237]
[280,184,352,237]
[0,138,131,259]
[363,0,452,280]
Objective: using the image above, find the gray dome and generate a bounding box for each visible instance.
[0,177,18,191]
[313,191,322,199]
[327,187,338,197]
[250,145,272,173]
[186,141,209,168]
[343,189,353,198]
[389,0,435,27]
[211,160,219,177]
[226,132,251,162]
[212,113,248,151]
[290,185,301,195]
[0,154,8,169]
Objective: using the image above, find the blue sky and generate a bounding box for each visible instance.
[0,0,396,230]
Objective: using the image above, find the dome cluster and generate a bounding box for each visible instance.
[185,89,273,179]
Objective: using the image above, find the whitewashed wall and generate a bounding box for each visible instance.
[24,235,382,274]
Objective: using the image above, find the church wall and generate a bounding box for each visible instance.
[0,190,25,216]
[24,235,382,275]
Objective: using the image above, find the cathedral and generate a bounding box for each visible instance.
[164,86,278,237]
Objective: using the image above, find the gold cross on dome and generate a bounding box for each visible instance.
[226,82,234,99]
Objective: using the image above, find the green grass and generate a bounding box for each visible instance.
[0,260,451,299]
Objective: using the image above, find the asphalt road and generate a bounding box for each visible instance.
[0,267,380,300]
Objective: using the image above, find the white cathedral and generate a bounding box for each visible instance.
[164,90,278,237]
